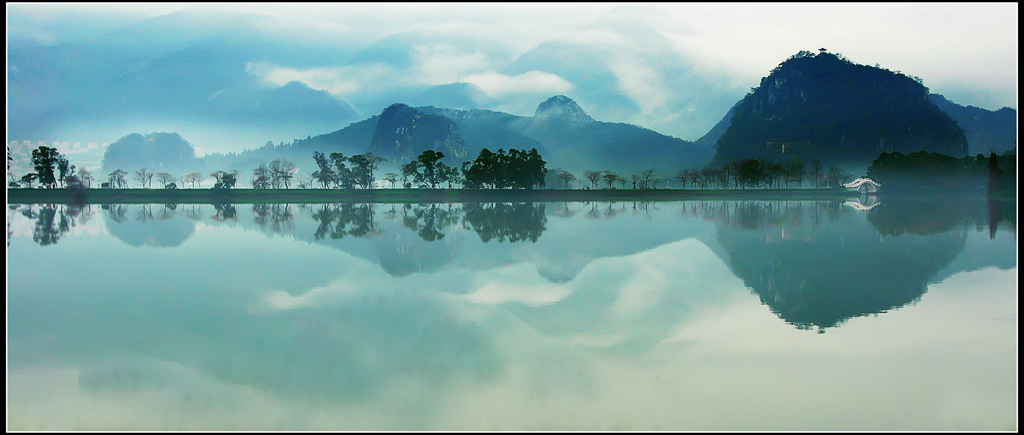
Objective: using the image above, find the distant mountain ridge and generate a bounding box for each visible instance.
[927,94,1017,155]
[242,95,714,177]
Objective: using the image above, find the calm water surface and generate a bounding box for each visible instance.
[6,197,1017,430]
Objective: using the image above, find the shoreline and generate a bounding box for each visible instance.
[6,187,1000,205]
[8,187,866,204]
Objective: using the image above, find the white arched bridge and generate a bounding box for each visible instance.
[842,177,881,194]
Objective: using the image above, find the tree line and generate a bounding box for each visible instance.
[10,143,1014,193]
[549,158,851,190]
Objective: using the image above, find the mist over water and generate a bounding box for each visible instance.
[6,198,1017,430]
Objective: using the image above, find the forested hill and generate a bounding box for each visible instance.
[713,50,968,167]
[927,93,1017,156]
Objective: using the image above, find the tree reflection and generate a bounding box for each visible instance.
[212,202,237,222]
[462,202,547,243]
[402,203,461,242]
[20,203,95,246]
[311,203,380,240]
[867,195,1015,237]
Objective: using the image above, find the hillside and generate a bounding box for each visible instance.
[193,95,714,180]
[713,50,968,167]
[928,94,1017,155]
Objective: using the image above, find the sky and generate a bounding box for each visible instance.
[8,2,1016,109]
[5,2,1019,160]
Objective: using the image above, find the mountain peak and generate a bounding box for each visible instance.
[534,95,594,124]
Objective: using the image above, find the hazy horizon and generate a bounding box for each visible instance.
[6,2,1018,164]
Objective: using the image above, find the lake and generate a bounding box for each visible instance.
[6,196,1017,430]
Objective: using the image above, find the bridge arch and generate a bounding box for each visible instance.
[842,177,881,194]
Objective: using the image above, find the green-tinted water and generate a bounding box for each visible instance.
[6,197,1017,430]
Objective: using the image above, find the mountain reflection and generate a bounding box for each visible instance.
[713,199,978,332]
[15,198,1013,335]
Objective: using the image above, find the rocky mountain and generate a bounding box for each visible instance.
[712,50,969,168]
[367,104,469,164]
[533,95,595,124]
[928,94,1017,155]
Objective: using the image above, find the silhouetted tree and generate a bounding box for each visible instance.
[20,173,38,188]
[252,164,272,189]
[383,172,399,189]
[311,151,335,189]
[601,170,621,189]
[584,170,602,189]
[108,169,128,189]
[134,168,154,188]
[56,155,75,187]
[31,146,61,188]
[184,171,203,188]
[211,170,237,189]
[157,172,177,188]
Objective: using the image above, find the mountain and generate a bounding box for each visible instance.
[927,94,1017,155]
[533,95,595,124]
[102,132,199,174]
[7,6,364,151]
[203,95,713,181]
[502,8,746,142]
[515,96,713,173]
[712,50,969,168]
[367,104,469,164]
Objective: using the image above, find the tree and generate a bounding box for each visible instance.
[56,155,75,187]
[825,166,849,188]
[211,170,237,189]
[279,159,297,189]
[987,152,1000,195]
[383,172,399,189]
[78,168,93,188]
[406,149,446,188]
[737,159,764,189]
[784,159,806,188]
[311,151,336,189]
[601,171,621,189]
[157,172,177,189]
[462,148,546,189]
[20,173,38,188]
[184,171,203,188]
[811,159,823,188]
[347,154,374,189]
[640,168,656,189]
[555,169,576,189]
[401,161,419,188]
[31,146,61,188]
[252,163,272,189]
[437,162,460,188]
[267,159,284,188]
[108,169,128,189]
[329,152,355,189]
[584,170,602,189]
[674,170,689,189]
[134,168,154,188]
[358,152,387,188]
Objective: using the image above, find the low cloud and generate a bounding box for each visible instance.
[461,70,574,99]
[247,62,400,98]
[413,43,491,86]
